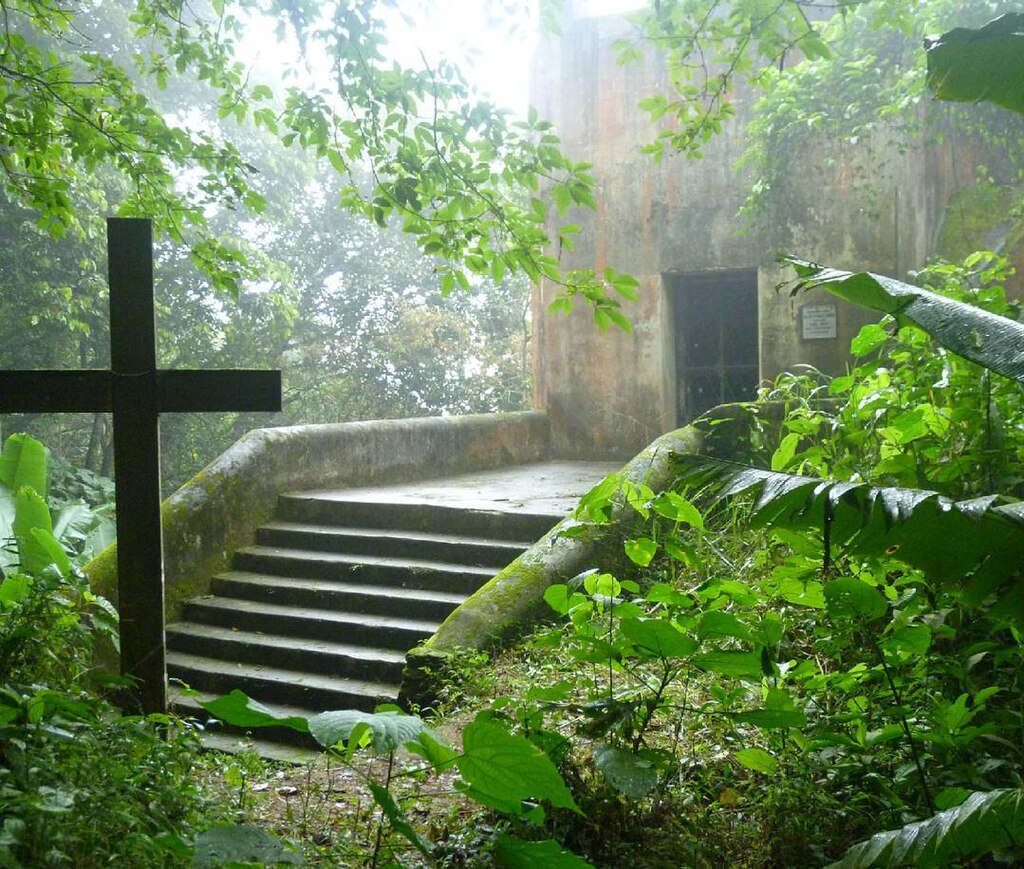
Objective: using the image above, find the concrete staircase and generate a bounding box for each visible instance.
[166,485,559,748]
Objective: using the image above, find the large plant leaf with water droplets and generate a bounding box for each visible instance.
[783,257,1024,383]
[926,14,1024,115]
[676,456,1024,620]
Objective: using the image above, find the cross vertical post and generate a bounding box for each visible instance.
[0,217,281,716]
[108,218,166,714]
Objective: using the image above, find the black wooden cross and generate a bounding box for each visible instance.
[0,218,281,714]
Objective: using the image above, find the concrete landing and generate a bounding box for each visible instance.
[292,461,622,518]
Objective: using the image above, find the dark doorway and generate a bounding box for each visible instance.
[669,269,759,424]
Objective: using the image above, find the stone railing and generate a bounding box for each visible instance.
[87,411,551,619]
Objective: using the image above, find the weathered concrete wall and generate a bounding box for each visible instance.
[531,12,982,458]
[87,412,551,619]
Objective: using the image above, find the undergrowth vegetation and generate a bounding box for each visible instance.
[200,250,1024,867]
[3,248,1024,867]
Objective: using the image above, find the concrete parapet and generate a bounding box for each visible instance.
[87,411,550,619]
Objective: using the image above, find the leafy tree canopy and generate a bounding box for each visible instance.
[614,1,1024,225]
[1,0,639,321]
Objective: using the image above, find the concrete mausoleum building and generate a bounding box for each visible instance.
[530,4,1006,459]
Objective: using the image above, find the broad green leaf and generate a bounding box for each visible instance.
[200,690,309,734]
[676,455,1024,612]
[592,743,659,798]
[824,579,887,622]
[693,649,764,680]
[730,708,807,729]
[850,323,890,357]
[652,491,704,529]
[619,617,698,659]
[0,434,47,498]
[544,584,573,616]
[926,14,1024,115]
[457,717,581,815]
[23,527,71,578]
[645,582,694,608]
[406,729,459,772]
[734,748,778,775]
[191,824,304,868]
[0,575,31,609]
[309,708,431,754]
[884,625,932,657]
[830,788,1024,868]
[13,489,69,577]
[492,834,594,868]
[583,572,621,599]
[697,611,753,643]
[771,432,800,472]
[624,536,657,567]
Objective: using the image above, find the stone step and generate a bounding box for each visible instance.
[166,622,407,683]
[231,546,495,595]
[276,495,559,542]
[208,569,464,622]
[209,572,466,622]
[256,521,529,568]
[180,596,440,650]
[166,651,395,715]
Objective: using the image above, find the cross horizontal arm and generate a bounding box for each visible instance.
[158,370,282,413]
[0,369,282,415]
[0,371,112,412]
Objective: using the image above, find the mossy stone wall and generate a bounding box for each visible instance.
[87,411,551,620]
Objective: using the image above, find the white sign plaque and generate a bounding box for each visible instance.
[801,304,838,340]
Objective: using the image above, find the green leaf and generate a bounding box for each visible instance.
[693,649,764,680]
[619,617,698,659]
[676,456,1024,610]
[652,492,704,529]
[926,14,1024,115]
[734,748,778,775]
[697,611,754,643]
[457,716,581,815]
[730,708,807,729]
[368,781,435,857]
[492,834,594,868]
[191,825,304,868]
[406,729,459,772]
[824,578,887,622]
[624,536,657,567]
[850,323,890,357]
[13,489,69,577]
[592,743,659,799]
[771,432,800,471]
[200,690,309,733]
[830,788,1024,868]
[884,625,932,657]
[309,708,432,754]
[0,434,47,498]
